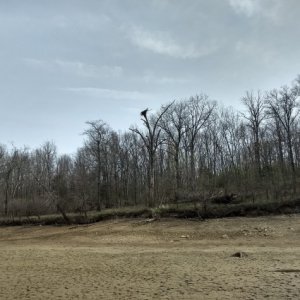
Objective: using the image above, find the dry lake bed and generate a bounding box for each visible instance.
[0,215,299,299]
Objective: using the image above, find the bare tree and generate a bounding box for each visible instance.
[83,120,111,211]
[30,142,71,222]
[3,148,17,215]
[130,102,174,206]
[266,86,300,191]
[160,100,188,190]
[184,95,216,191]
[241,91,266,175]
[54,154,74,210]
[73,147,92,214]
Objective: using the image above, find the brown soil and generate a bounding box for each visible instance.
[0,215,299,299]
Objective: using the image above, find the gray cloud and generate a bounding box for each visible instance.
[62,87,155,102]
[228,0,282,20]
[127,26,219,59]
[23,58,123,79]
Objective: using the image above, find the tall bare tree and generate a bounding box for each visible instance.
[83,120,111,211]
[266,86,300,191]
[184,95,216,191]
[241,91,266,175]
[160,100,188,190]
[130,102,173,206]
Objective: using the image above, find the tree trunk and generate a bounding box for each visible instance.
[97,140,101,211]
[174,146,181,189]
[4,184,9,216]
[57,203,70,224]
[190,143,196,191]
[254,130,261,176]
[287,130,296,193]
[149,154,155,207]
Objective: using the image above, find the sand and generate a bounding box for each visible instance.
[0,215,299,299]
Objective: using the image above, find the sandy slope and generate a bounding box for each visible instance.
[0,215,299,299]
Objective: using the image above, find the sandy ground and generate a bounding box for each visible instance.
[0,215,299,299]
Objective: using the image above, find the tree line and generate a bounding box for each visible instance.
[0,76,299,217]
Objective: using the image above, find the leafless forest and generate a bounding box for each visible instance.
[1,76,300,218]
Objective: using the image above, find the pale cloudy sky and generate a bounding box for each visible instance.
[0,0,299,154]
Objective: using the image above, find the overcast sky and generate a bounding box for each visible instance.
[0,0,299,154]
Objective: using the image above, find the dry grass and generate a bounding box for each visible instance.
[1,198,300,226]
